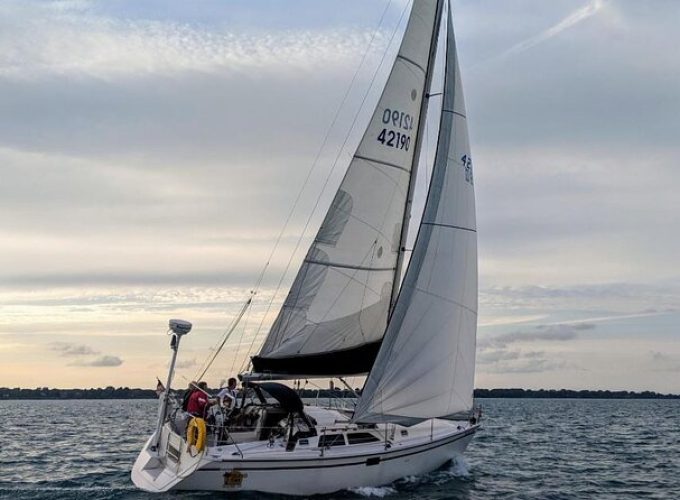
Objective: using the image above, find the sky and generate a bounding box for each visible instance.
[0,0,678,392]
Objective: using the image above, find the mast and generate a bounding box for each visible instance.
[390,0,446,311]
[354,4,478,425]
[250,0,444,378]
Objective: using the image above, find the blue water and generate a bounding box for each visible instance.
[0,399,678,499]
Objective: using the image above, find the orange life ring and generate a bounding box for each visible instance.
[186,417,207,454]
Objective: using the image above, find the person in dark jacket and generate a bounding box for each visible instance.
[181,381,198,411]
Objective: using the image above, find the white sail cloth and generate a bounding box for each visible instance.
[354,12,477,424]
[255,0,441,374]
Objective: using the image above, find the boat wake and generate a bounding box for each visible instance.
[350,486,398,497]
[389,455,472,493]
[447,454,471,477]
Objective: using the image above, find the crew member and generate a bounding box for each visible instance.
[181,380,197,411]
[186,381,212,417]
[217,377,239,409]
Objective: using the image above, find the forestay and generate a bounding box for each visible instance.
[252,0,442,377]
[353,11,477,424]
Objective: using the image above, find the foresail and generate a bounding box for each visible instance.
[353,10,477,423]
[252,0,442,377]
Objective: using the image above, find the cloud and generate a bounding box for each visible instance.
[477,349,544,365]
[484,358,571,374]
[481,323,594,349]
[496,0,607,60]
[479,284,680,324]
[71,355,123,367]
[651,351,667,361]
[0,2,383,81]
[477,347,573,374]
[476,323,595,374]
[174,358,198,369]
[51,340,123,368]
[649,351,680,372]
[50,342,100,356]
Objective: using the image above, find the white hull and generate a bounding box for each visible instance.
[132,408,478,495]
[182,428,474,495]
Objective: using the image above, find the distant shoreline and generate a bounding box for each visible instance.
[1,387,678,400]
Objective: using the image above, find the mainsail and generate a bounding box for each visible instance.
[353,10,477,424]
[252,0,444,377]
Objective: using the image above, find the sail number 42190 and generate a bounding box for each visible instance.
[377,107,412,151]
[377,129,410,151]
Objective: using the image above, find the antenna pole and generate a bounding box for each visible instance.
[151,319,192,452]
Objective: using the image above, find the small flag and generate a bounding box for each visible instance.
[155,378,166,397]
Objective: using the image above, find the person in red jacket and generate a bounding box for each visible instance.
[186,381,213,418]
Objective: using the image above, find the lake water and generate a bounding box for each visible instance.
[0,398,678,499]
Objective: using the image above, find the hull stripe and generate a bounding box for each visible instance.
[198,426,477,472]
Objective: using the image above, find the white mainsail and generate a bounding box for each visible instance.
[253,0,444,376]
[353,10,477,424]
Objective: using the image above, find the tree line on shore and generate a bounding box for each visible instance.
[1,386,678,400]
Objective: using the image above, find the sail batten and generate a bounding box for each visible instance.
[252,0,444,377]
[303,260,396,272]
[396,54,427,74]
[421,221,475,232]
[354,155,410,174]
[353,7,478,425]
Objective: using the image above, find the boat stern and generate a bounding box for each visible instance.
[131,423,206,493]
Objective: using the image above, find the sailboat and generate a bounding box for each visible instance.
[132,0,478,494]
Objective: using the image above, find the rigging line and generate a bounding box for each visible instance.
[193,297,249,382]
[197,297,251,383]
[237,335,266,375]
[229,297,255,377]
[195,296,252,382]
[192,292,254,382]
[246,1,396,299]
[248,0,405,358]
[236,301,286,374]
[250,0,414,363]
